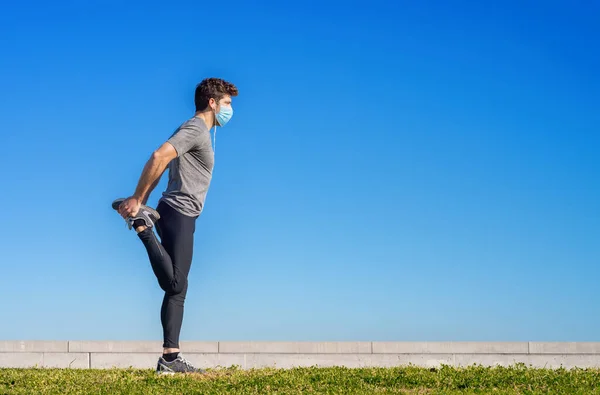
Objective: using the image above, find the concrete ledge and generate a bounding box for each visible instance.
[242,353,457,369]
[529,342,600,354]
[87,353,457,369]
[0,353,89,368]
[218,341,371,354]
[372,342,529,354]
[0,341,68,353]
[43,353,90,369]
[2,342,600,370]
[0,353,43,368]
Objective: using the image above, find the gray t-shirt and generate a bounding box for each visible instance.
[159,117,214,217]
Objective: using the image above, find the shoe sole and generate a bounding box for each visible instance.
[156,363,205,375]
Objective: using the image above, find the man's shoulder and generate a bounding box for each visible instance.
[169,117,209,138]
[180,116,209,132]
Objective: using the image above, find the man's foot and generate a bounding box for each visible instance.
[111,198,160,230]
[156,354,206,374]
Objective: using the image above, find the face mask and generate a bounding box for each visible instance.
[216,105,233,126]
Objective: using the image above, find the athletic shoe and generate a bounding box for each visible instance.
[111,198,160,230]
[156,355,206,374]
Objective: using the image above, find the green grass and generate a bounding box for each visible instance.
[2,364,600,394]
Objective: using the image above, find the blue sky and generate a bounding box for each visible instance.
[0,0,598,342]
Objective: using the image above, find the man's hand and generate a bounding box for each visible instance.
[118,196,142,219]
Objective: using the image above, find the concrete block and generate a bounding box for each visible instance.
[243,353,373,369]
[525,354,600,369]
[90,352,158,369]
[529,342,600,354]
[370,354,455,368]
[185,353,246,369]
[454,353,530,367]
[180,342,219,353]
[372,342,528,354]
[69,341,160,353]
[69,341,218,353]
[0,353,43,368]
[90,353,244,369]
[218,342,372,354]
[43,353,89,369]
[0,341,68,352]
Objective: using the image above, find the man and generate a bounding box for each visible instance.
[111,77,238,374]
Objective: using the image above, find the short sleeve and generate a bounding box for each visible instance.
[167,126,199,157]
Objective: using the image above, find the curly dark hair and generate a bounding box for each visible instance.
[194,78,239,112]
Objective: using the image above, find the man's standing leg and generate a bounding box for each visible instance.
[153,201,195,352]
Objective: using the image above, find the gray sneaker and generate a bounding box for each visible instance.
[156,355,206,374]
[111,198,160,230]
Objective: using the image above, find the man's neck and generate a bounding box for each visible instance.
[195,111,215,130]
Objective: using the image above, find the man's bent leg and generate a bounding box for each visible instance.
[137,229,175,291]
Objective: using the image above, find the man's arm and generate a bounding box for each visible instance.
[142,177,162,205]
[118,142,177,218]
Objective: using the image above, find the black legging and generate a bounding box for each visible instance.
[137,201,197,349]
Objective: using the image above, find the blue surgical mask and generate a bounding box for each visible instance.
[216,105,233,126]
